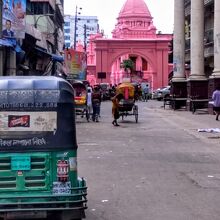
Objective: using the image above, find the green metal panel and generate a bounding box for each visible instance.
[0,153,51,192]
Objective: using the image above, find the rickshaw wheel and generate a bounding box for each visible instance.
[121,113,124,121]
[133,105,138,123]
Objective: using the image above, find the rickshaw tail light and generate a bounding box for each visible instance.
[57,160,69,182]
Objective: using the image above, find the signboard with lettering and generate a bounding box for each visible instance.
[2,0,27,39]
[11,155,30,170]
[64,49,87,80]
[52,182,71,195]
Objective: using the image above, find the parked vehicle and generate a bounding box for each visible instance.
[153,86,171,101]
[0,76,87,220]
[100,83,111,100]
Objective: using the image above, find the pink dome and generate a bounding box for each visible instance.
[119,0,152,18]
[112,0,156,39]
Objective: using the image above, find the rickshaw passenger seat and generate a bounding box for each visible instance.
[124,87,129,99]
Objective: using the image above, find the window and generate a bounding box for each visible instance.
[30,2,53,15]
[65,43,70,48]
[65,36,70,40]
[65,29,70,33]
[65,22,70,26]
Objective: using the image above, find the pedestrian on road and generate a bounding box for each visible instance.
[87,88,92,120]
[142,85,149,102]
[92,86,102,122]
[212,85,220,120]
[111,93,124,126]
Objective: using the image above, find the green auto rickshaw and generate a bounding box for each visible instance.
[0,76,87,220]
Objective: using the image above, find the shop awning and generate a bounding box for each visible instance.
[34,46,64,62]
[51,53,64,62]
[0,38,15,47]
[34,46,52,57]
[0,38,23,53]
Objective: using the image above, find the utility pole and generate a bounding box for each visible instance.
[84,24,87,79]
[84,24,87,52]
[73,6,82,50]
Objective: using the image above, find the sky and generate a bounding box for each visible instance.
[64,0,174,38]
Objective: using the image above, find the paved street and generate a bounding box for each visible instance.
[76,100,220,220]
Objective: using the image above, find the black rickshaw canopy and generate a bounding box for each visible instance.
[0,76,77,152]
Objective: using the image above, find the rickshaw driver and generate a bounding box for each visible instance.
[111,93,124,126]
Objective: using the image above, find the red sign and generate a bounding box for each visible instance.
[8,115,30,127]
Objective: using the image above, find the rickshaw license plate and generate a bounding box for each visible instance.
[11,156,31,171]
[53,182,71,195]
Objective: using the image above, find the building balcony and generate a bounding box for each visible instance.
[204,0,214,6]
[204,29,213,44]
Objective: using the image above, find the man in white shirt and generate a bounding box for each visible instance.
[87,89,92,120]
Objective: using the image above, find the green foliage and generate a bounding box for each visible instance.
[120,59,134,73]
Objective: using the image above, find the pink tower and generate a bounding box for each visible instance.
[87,0,172,90]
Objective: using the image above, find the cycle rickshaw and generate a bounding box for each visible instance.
[116,82,138,123]
[69,80,90,121]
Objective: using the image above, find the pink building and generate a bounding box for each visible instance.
[86,0,172,90]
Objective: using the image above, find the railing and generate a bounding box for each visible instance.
[204,0,214,6]
[204,29,213,44]
[185,39,190,51]
[184,0,190,6]
[185,0,214,6]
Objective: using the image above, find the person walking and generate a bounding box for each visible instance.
[111,93,124,126]
[142,85,149,102]
[87,88,92,121]
[212,85,220,120]
[92,86,101,122]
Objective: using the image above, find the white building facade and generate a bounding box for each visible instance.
[64,15,99,48]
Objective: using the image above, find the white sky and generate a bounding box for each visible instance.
[64,0,174,38]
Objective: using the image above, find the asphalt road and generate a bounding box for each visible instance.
[76,100,220,220]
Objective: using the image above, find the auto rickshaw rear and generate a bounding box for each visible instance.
[68,80,89,121]
[0,76,87,220]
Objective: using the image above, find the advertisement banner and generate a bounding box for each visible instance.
[64,48,86,80]
[2,0,26,39]
[0,111,57,132]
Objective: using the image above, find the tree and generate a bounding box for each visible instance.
[120,59,135,77]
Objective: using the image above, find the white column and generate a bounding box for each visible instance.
[211,0,220,77]
[172,0,185,81]
[189,0,205,79]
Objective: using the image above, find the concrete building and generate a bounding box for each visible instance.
[64,15,99,49]
[171,0,217,111]
[0,0,65,76]
[184,0,214,78]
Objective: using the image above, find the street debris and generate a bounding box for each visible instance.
[197,128,220,133]
[101,200,109,203]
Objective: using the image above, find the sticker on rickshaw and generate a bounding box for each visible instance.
[52,181,71,195]
[69,157,77,171]
[0,112,57,131]
[11,156,31,171]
